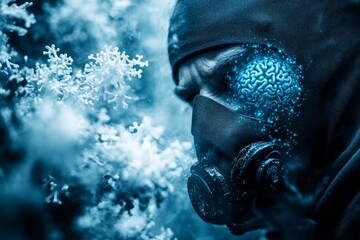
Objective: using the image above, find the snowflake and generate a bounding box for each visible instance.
[0,0,36,36]
[23,44,74,102]
[0,32,18,70]
[21,45,148,110]
[0,0,36,71]
[0,1,192,238]
[80,45,149,109]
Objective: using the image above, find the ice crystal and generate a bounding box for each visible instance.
[23,44,74,102]
[0,32,18,70]
[43,175,69,205]
[142,227,175,240]
[81,45,149,109]
[0,0,36,36]
[76,113,192,239]
[22,45,148,109]
[0,0,35,71]
[0,1,201,239]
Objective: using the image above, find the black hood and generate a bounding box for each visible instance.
[168,0,360,238]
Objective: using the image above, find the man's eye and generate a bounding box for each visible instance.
[174,85,199,104]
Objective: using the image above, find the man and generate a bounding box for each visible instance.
[167,0,360,239]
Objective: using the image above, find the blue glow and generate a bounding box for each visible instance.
[225,48,304,156]
[231,56,301,105]
[227,53,303,127]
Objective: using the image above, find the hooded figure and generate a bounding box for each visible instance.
[167,0,360,239]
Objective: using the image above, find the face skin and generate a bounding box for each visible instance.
[175,45,247,107]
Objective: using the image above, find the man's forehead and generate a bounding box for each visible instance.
[177,45,247,87]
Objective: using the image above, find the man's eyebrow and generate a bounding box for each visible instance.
[174,46,247,103]
[214,47,247,72]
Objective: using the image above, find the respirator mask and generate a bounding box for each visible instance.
[186,47,303,235]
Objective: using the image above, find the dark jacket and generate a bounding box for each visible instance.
[168,0,360,239]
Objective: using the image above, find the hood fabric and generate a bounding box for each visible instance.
[168,0,360,239]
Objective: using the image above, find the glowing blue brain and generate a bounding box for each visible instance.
[232,57,301,106]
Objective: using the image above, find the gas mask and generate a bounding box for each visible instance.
[185,47,303,235]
